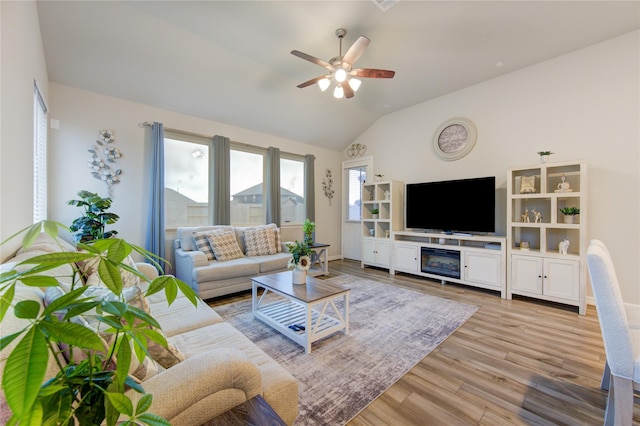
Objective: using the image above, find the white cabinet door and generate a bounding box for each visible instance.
[362,238,377,265]
[511,255,543,295]
[394,243,419,272]
[543,258,580,301]
[464,251,501,289]
[376,240,391,267]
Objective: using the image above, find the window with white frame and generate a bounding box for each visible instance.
[347,166,367,221]
[230,147,265,226]
[164,133,212,227]
[280,155,306,225]
[33,82,47,223]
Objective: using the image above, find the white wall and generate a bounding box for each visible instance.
[349,31,640,305]
[0,1,49,258]
[47,83,343,263]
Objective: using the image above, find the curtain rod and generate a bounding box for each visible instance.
[138,122,256,150]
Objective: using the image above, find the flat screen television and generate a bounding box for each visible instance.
[405,176,496,234]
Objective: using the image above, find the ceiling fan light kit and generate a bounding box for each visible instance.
[292,28,395,99]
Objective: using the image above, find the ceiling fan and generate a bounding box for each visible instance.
[291,28,395,99]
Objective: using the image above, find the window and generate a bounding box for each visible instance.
[347,166,367,221]
[280,155,305,225]
[230,147,264,226]
[164,133,211,227]
[33,82,47,223]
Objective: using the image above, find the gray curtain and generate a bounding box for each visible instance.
[213,135,231,225]
[266,147,281,226]
[145,122,165,270]
[305,154,315,222]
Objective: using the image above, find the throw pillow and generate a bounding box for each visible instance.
[244,227,277,256]
[193,231,217,260]
[77,254,141,289]
[266,223,282,253]
[206,231,244,262]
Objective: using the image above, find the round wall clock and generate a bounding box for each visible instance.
[433,118,477,161]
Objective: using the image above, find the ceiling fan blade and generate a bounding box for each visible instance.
[342,36,370,67]
[297,75,328,89]
[342,83,355,99]
[352,68,396,79]
[291,50,332,70]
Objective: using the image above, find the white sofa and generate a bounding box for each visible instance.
[0,233,298,425]
[174,225,292,300]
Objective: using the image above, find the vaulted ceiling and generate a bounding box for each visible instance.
[37,1,640,151]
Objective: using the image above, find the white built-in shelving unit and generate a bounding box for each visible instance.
[506,161,587,315]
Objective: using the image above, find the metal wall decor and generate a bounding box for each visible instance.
[346,143,367,158]
[88,129,123,196]
[322,169,335,205]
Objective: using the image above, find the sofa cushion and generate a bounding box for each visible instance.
[266,223,282,253]
[16,232,75,255]
[206,232,244,262]
[248,253,291,273]
[177,226,233,252]
[244,227,276,257]
[194,258,260,282]
[147,292,224,337]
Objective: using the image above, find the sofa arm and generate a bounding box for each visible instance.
[174,247,208,284]
[126,349,262,424]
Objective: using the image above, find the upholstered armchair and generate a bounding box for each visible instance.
[586,240,639,425]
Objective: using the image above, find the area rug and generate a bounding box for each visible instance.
[213,274,478,425]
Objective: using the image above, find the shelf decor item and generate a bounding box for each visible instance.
[371,208,379,219]
[559,239,570,255]
[560,207,580,224]
[520,176,536,194]
[537,151,554,163]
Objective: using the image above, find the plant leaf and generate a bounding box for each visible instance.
[105,392,133,416]
[14,300,41,319]
[0,283,15,321]
[18,251,93,266]
[98,259,123,295]
[42,286,87,316]
[137,412,171,426]
[0,330,25,351]
[19,276,59,288]
[41,321,104,351]
[3,327,49,417]
[136,393,153,414]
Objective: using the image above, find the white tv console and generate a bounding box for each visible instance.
[391,231,507,299]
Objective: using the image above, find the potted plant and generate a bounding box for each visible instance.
[0,220,198,425]
[286,240,312,284]
[537,151,554,163]
[302,218,315,246]
[560,206,580,224]
[371,208,379,219]
[68,190,120,242]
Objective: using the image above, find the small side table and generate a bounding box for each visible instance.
[203,394,286,426]
[307,243,330,277]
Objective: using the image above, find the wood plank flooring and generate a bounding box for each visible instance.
[209,259,640,425]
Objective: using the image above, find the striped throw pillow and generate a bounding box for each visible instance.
[193,231,216,260]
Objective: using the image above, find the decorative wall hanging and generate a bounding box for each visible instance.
[322,169,335,205]
[88,129,122,197]
[433,117,477,161]
[346,143,367,158]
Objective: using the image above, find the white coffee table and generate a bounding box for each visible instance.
[251,271,350,353]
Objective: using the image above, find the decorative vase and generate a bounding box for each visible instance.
[304,234,313,246]
[564,215,575,224]
[372,214,379,219]
[292,267,307,285]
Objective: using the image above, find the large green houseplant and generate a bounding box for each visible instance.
[0,220,198,425]
[68,190,120,243]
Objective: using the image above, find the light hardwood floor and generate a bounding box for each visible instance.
[211,259,640,425]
